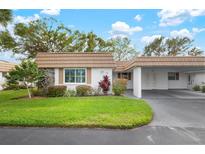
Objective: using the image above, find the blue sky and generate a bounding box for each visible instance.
[1,9,205,62]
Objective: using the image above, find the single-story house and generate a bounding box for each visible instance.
[36,52,205,98]
[0,60,15,90]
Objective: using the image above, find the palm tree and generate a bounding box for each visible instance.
[0,9,12,27]
[188,47,203,56]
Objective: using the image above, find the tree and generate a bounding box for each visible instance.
[0,18,114,58]
[166,37,193,56]
[0,9,12,27]
[109,37,138,61]
[5,60,45,99]
[188,47,203,56]
[71,31,113,52]
[11,18,74,58]
[144,36,165,56]
[143,36,204,56]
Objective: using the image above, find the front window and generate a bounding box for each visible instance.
[117,72,131,80]
[65,68,86,83]
[168,72,179,80]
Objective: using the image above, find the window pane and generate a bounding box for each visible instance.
[65,69,75,83]
[128,72,131,80]
[76,69,85,83]
[168,72,176,80]
[176,72,179,80]
[122,73,128,79]
[118,73,121,78]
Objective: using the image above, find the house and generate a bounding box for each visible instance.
[0,60,15,90]
[36,52,205,98]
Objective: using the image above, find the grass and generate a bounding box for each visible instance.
[0,90,153,129]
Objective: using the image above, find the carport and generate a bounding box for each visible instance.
[114,56,205,98]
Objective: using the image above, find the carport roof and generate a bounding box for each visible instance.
[115,56,205,72]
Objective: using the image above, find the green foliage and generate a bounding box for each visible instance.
[0,9,12,27]
[144,36,165,56]
[76,85,92,96]
[0,31,17,51]
[31,88,46,97]
[193,85,201,91]
[110,37,138,61]
[64,89,76,97]
[201,86,205,93]
[3,82,27,90]
[113,79,128,96]
[5,60,45,98]
[0,18,114,58]
[188,47,203,56]
[47,85,67,97]
[143,36,203,56]
[166,37,193,56]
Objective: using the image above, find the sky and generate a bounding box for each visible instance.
[1,9,205,63]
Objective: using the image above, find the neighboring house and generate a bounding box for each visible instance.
[36,52,205,98]
[0,60,15,90]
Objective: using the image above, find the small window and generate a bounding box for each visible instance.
[117,72,131,80]
[168,72,179,80]
[65,68,86,83]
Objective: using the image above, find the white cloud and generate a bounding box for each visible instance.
[110,34,128,39]
[189,10,205,16]
[158,9,205,27]
[192,27,205,33]
[111,21,142,37]
[170,29,193,39]
[141,35,162,44]
[134,15,142,21]
[14,14,40,24]
[40,9,60,16]
[170,27,205,39]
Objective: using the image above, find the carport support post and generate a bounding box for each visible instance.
[133,67,142,98]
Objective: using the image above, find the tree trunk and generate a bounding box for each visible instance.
[25,83,31,99]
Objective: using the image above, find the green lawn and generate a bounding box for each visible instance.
[0,90,153,129]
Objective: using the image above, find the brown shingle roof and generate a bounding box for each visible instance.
[35,52,205,71]
[36,52,116,68]
[115,56,205,72]
[0,61,16,72]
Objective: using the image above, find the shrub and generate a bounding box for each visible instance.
[64,89,76,97]
[3,82,27,90]
[76,85,92,96]
[113,79,128,96]
[99,75,111,95]
[201,86,205,93]
[47,85,67,97]
[193,85,201,91]
[31,88,46,97]
[92,87,102,96]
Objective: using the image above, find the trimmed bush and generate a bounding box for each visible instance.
[76,85,92,96]
[201,86,205,93]
[47,85,67,97]
[113,79,128,96]
[31,88,47,97]
[193,85,201,91]
[64,89,76,97]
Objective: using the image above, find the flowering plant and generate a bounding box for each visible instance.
[99,75,111,95]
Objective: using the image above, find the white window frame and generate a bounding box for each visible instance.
[168,72,179,81]
[64,68,87,84]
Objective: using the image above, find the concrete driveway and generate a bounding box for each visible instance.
[0,90,205,145]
